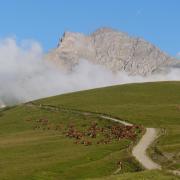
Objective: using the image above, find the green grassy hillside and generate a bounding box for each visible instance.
[93,170,179,180]
[37,81,180,171]
[0,81,179,179]
[0,103,143,179]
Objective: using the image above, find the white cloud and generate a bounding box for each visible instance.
[0,37,180,107]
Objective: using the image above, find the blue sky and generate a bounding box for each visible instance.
[0,0,179,56]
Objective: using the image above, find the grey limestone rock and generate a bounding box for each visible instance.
[47,28,179,76]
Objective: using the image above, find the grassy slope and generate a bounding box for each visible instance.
[0,81,179,179]
[0,104,141,180]
[36,81,180,171]
[94,170,179,180]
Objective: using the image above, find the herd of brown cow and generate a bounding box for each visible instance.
[30,118,143,146]
[65,122,142,146]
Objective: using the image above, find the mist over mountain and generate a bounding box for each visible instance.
[0,28,180,107]
[47,28,179,75]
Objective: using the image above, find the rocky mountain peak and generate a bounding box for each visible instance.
[91,27,118,35]
[47,28,179,75]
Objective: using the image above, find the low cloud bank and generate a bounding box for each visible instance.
[0,38,180,107]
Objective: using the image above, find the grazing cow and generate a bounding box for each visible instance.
[84,141,92,146]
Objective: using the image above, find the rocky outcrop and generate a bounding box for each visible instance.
[47,28,179,76]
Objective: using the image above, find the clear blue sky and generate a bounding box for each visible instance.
[0,0,179,56]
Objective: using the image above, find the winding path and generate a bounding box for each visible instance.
[101,115,179,175]
[101,115,161,170]
[132,128,161,170]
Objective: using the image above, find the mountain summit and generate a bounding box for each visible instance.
[47,28,179,75]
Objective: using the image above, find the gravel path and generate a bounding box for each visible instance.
[132,128,161,170]
[101,115,161,170]
[101,115,133,126]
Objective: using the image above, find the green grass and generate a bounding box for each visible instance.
[0,104,142,179]
[0,81,180,179]
[36,81,180,171]
[93,170,179,180]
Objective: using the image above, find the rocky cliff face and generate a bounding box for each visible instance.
[47,28,179,76]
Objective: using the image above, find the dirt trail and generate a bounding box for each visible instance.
[101,115,132,126]
[132,128,161,170]
[101,115,161,170]
[104,115,180,175]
